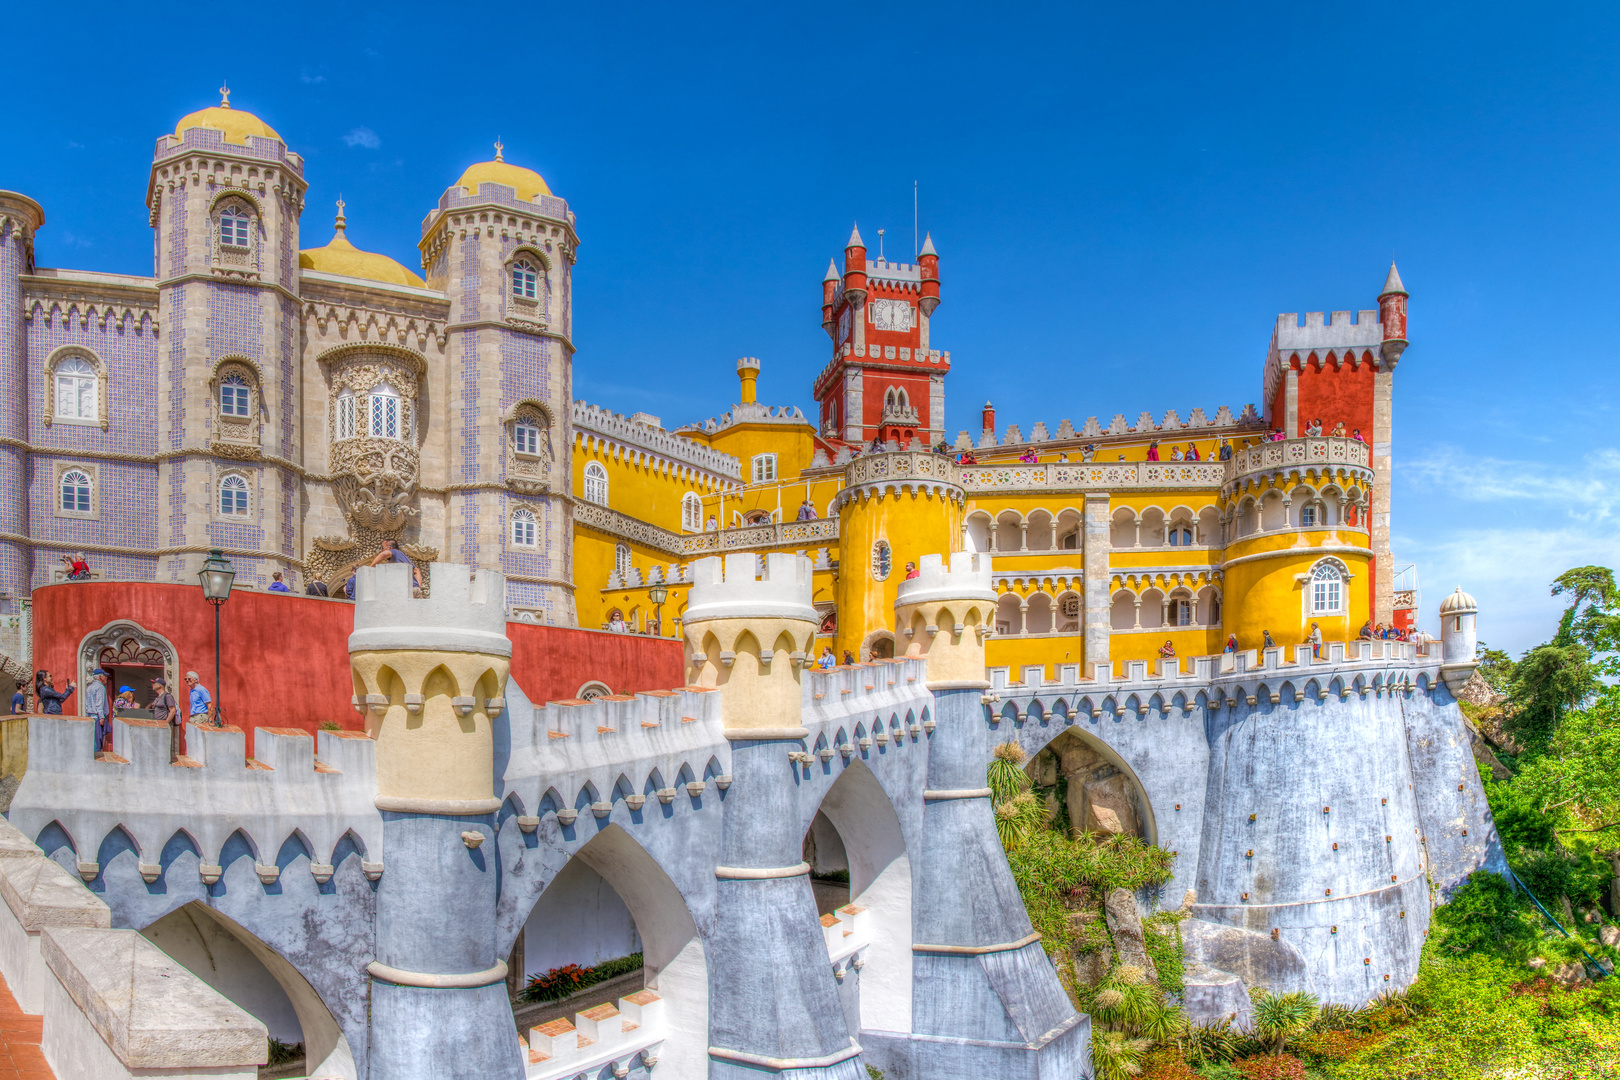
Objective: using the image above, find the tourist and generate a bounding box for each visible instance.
[842,650,855,666]
[1351,428,1365,443]
[608,612,626,634]
[184,671,213,727]
[903,561,920,580]
[1306,418,1323,436]
[706,515,717,532]
[1358,620,1374,640]
[1081,444,1096,462]
[85,667,110,752]
[369,538,423,592]
[796,500,816,521]
[1308,622,1323,659]
[1330,421,1346,437]
[870,436,884,452]
[1223,634,1238,654]
[268,572,291,593]
[150,677,180,762]
[305,580,330,597]
[1185,443,1200,461]
[1019,448,1038,464]
[36,672,74,715]
[114,686,137,714]
[1146,440,1160,461]
[817,647,836,670]
[1261,629,1276,649]
[1218,439,1232,461]
[61,553,91,580]
[1170,445,1184,461]
[1158,640,1176,659]
[8,683,24,714]
[1057,452,1069,463]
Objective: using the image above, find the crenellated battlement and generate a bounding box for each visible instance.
[684,553,817,624]
[1273,310,1383,352]
[896,552,994,608]
[351,561,510,656]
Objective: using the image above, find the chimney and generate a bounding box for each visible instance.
[737,357,761,405]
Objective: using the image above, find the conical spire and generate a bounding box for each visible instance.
[919,232,937,257]
[333,196,347,235]
[1380,261,1406,298]
[847,222,864,248]
[823,258,840,283]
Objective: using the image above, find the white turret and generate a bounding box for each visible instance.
[1438,586,1479,693]
[894,552,997,688]
[683,553,817,730]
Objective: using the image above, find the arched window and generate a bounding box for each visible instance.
[1299,503,1318,527]
[872,540,893,581]
[511,259,539,300]
[583,461,609,505]
[614,542,632,576]
[514,420,542,457]
[1167,526,1192,546]
[219,209,252,248]
[54,357,98,424]
[750,453,777,483]
[59,470,91,514]
[1310,561,1345,615]
[511,507,537,548]
[220,374,251,418]
[218,474,249,517]
[369,383,402,440]
[682,492,702,532]
[335,389,356,440]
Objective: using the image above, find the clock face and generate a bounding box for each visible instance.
[838,306,851,344]
[870,299,914,333]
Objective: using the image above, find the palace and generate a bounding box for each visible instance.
[1,93,1413,702]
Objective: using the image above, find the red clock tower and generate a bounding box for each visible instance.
[812,225,950,448]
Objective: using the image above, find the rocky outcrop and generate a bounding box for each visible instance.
[1181,963,1253,1030]
[1181,917,1306,994]
[1103,888,1157,981]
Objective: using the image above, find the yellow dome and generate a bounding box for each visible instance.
[456,157,551,202]
[299,205,424,288]
[174,100,281,146]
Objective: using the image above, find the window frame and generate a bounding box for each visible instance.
[219,209,252,249]
[614,542,632,577]
[514,421,542,458]
[511,259,539,300]
[52,356,99,426]
[368,383,403,440]
[583,461,609,506]
[511,507,538,548]
[1308,560,1348,616]
[335,390,357,441]
[218,473,251,518]
[59,469,92,515]
[220,374,252,419]
[750,453,777,484]
[681,492,703,533]
[872,539,893,582]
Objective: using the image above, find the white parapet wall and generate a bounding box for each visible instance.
[0,816,267,1079]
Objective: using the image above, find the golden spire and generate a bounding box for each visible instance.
[334,196,347,234]
[219,81,232,109]
[493,138,504,162]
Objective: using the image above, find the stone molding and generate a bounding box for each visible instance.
[959,459,1227,494]
[1222,437,1373,496]
[573,499,838,558]
[573,402,742,482]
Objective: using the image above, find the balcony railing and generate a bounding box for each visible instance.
[1223,437,1372,490]
[575,500,839,559]
[956,460,1226,493]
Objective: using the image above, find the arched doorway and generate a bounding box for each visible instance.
[805,758,912,1033]
[141,901,357,1079]
[1026,727,1157,844]
[77,620,176,711]
[517,824,708,1079]
[861,630,895,661]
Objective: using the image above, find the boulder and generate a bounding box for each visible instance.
[1103,888,1157,981]
[1600,925,1619,948]
[1072,948,1113,988]
[1180,962,1253,1031]
[1081,774,1140,837]
[1181,917,1305,993]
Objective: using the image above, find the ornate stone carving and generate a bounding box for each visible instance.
[331,437,421,533]
[304,529,440,595]
[505,402,553,495]
[321,347,424,536]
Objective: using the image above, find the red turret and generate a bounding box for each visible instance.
[843,223,868,308]
[1378,262,1408,368]
[821,259,839,337]
[981,400,995,438]
[918,232,940,317]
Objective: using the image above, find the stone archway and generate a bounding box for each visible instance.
[1027,726,1158,845]
[78,620,177,709]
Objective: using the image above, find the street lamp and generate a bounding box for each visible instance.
[198,550,235,727]
[648,582,668,637]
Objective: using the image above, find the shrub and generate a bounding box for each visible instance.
[1230,1053,1306,1080]
[1296,1029,1380,1062]
[1138,1046,1201,1080]
[319,720,340,731]
[1251,990,1318,1055]
[1091,1029,1152,1080]
[1430,872,1538,958]
[267,1038,304,1065]
[519,952,644,1002]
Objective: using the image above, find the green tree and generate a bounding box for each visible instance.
[1513,686,1620,912]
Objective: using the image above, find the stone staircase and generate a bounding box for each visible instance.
[524,989,663,1080]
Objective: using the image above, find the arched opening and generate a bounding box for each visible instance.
[1110,507,1138,548]
[1110,590,1137,631]
[1139,506,1166,547]
[805,758,912,1033]
[1055,508,1082,550]
[995,511,1022,552]
[1025,592,1054,634]
[1138,587,1165,630]
[141,901,357,1079]
[1024,509,1054,551]
[1025,727,1158,845]
[995,592,1023,636]
[964,512,992,553]
[516,824,708,1080]
[861,630,895,660]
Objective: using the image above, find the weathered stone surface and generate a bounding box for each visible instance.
[0,815,43,861]
[0,856,109,932]
[1103,888,1157,980]
[1180,962,1253,1030]
[1181,917,1304,992]
[1072,948,1113,988]
[41,927,267,1069]
[1600,925,1619,948]
[1456,671,1501,708]
[1084,775,1140,836]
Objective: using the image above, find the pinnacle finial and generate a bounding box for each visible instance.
[493,138,504,162]
[1380,261,1407,298]
[219,81,232,108]
[847,222,864,248]
[334,196,347,233]
[919,232,937,257]
[824,258,840,283]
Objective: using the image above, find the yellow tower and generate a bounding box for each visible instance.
[1218,440,1376,650]
[833,450,964,661]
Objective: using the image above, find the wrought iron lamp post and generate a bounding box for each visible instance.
[648,582,668,637]
[197,550,235,727]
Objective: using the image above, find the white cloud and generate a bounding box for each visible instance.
[1401,447,1620,523]
[301,70,326,84]
[342,127,380,149]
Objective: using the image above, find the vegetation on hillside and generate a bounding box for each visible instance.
[992,566,1620,1078]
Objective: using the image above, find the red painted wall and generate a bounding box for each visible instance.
[31,582,685,754]
[1295,354,1376,444]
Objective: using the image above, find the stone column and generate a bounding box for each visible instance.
[1284,362,1299,435]
[1018,523,1028,551]
[685,554,860,1079]
[349,563,524,1080]
[887,554,1091,1076]
[1082,493,1111,673]
[1371,366,1396,623]
[0,196,42,610]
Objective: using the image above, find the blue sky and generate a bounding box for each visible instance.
[6,1,1616,654]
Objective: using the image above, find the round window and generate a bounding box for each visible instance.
[872,540,893,582]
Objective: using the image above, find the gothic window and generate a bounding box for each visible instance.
[1299,504,1318,527]
[219,209,252,248]
[512,259,539,299]
[335,390,357,440]
[60,470,92,514]
[681,492,702,532]
[1310,560,1346,615]
[872,540,893,581]
[54,357,98,424]
[1173,598,1193,626]
[515,421,541,457]
[584,461,609,505]
[369,383,403,440]
[614,542,632,576]
[750,453,777,484]
[511,507,538,548]
[218,474,250,517]
[220,375,251,418]
[1167,527,1192,546]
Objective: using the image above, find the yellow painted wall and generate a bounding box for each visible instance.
[834,488,961,659]
[1220,528,1371,652]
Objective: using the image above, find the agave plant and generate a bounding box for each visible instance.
[988,741,1031,803]
[1091,1029,1152,1080]
[1252,989,1320,1054]
[1176,1016,1240,1065]
[1312,1001,1372,1032]
[994,791,1044,848]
